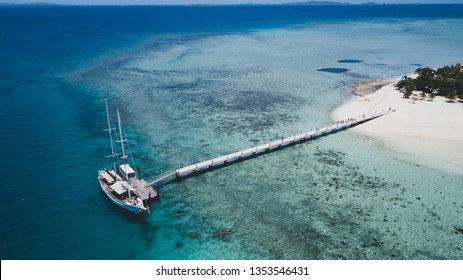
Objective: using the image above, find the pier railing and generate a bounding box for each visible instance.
[147,109,394,186]
[146,169,176,186]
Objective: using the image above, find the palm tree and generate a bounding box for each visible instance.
[453,64,463,99]
[395,76,408,91]
[415,67,435,95]
[402,76,415,99]
[446,91,457,103]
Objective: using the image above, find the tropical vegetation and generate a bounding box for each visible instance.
[395,64,463,102]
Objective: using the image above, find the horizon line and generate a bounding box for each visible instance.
[2,2,463,6]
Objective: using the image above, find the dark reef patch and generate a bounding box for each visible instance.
[317,68,349,73]
[212,228,234,242]
[337,59,363,63]
[188,232,200,240]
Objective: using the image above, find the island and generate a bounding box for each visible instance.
[332,64,463,175]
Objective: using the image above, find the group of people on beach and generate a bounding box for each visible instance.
[336,118,356,125]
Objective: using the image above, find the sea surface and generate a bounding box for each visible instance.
[1,4,463,259]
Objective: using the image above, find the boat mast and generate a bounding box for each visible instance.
[117,110,129,181]
[105,99,116,172]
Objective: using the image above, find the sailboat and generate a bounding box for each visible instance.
[97,100,156,214]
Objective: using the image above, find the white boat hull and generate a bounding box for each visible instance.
[98,176,149,214]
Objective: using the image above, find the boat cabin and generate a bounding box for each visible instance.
[110,180,129,200]
[99,171,115,185]
[119,164,136,180]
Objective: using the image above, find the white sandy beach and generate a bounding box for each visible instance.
[332,79,463,175]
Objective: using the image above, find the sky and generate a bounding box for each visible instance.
[2,0,463,5]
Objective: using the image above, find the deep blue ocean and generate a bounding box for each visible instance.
[1,5,463,260]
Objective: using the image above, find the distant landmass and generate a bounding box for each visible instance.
[2,1,453,8]
[0,1,379,6]
[286,1,351,5]
[286,1,384,5]
[0,2,60,6]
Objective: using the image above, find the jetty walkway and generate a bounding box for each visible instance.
[147,109,394,186]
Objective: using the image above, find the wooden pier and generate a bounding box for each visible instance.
[131,178,159,201]
[147,109,394,186]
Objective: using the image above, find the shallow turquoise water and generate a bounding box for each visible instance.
[75,19,463,259]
